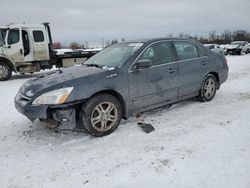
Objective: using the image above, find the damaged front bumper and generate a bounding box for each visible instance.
[226,48,241,55]
[14,91,83,127]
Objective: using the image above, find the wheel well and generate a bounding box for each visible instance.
[0,57,15,72]
[90,90,127,119]
[208,72,220,89]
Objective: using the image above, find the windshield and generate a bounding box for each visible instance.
[0,35,3,47]
[0,30,4,47]
[84,42,143,68]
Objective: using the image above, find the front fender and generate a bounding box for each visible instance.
[0,54,17,72]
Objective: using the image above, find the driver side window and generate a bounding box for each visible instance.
[139,41,175,66]
[7,29,20,45]
[140,47,155,60]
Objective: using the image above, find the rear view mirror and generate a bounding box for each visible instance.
[135,59,152,69]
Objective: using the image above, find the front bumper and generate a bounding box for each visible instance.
[14,91,82,123]
[226,48,241,54]
[15,92,48,121]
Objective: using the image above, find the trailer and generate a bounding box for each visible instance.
[0,23,100,81]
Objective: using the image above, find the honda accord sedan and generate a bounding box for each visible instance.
[15,38,228,136]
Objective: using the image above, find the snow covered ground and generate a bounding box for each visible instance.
[0,54,250,188]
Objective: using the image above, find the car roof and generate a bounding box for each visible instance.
[121,37,199,44]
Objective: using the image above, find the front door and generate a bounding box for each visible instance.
[128,41,179,110]
[4,28,25,63]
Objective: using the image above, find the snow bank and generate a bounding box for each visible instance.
[0,55,250,188]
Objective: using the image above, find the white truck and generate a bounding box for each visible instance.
[0,23,99,81]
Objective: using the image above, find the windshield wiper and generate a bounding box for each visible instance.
[84,64,103,68]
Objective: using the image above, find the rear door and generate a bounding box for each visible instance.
[173,40,208,97]
[31,28,49,61]
[128,41,179,110]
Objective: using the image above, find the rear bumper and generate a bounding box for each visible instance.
[219,65,229,86]
[220,70,228,85]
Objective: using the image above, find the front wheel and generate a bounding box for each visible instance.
[0,62,12,81]
[81,94,122,137]
[198,74,217,102]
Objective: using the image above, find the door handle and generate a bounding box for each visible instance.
[20,49,23,54]
[168,68,176,73]
[201,60,207,65]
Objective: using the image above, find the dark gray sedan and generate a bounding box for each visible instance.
[15,38,228,136]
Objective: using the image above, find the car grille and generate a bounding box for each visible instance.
[19,93,31,101]
[16,92,32,106]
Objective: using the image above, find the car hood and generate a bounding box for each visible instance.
[227,44,240,49]
[19,65,109,98]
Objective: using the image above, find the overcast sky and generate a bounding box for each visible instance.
[1,0,250,47]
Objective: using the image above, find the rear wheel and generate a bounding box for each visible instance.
[81,94,122,137]
[0,62,12,81]
[198,74,217,102]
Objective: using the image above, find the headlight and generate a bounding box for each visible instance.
[32,87,73,105]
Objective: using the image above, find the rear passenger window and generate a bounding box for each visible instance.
[139,41,175,66]
[7,29,20,45]
[174,41,199,60]
[33,30,44,42]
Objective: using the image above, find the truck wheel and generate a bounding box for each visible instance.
[0,62,12,81]
[198,74,217,102]
[81,94,122,137]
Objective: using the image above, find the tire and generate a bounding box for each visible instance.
[81,94,122,137]
[0,62,12,81]
[237,50,242,55]
[198,74,217,102]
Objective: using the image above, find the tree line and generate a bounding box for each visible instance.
[170,30,250,44]
[53,29,250,49]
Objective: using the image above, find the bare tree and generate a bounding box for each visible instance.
[69,42,80,49]
[233,30,248,41]
[209,31,217,42]
[84,41,89,49]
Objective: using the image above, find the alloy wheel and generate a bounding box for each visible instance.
[91,102,118,132]
[0,65,8,79]
[204,78,216,99]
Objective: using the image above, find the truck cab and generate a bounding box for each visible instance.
[0,23,52,80]
[0,23,98,81]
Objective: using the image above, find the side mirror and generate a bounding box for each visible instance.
[135,59,152,69]
[2,44,11,48]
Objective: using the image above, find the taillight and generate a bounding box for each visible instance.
[224,57,227,65]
